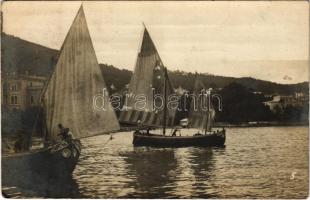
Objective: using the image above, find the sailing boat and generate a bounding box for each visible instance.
[121,26,225,147]
[2,5,120,179]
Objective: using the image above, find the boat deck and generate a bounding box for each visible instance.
[136,132,223,139]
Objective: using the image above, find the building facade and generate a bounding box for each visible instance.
[263,94,308,113]
[2,72,47,110]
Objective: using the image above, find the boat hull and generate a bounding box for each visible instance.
[133,130,225,147]
[2,139,81,187]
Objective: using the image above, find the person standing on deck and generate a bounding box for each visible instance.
[135,120,142,134]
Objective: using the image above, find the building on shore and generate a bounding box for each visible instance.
[1,71,47,110]
[263,94,308,113]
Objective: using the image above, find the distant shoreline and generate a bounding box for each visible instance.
[2,122,308,138]
[213,124,308,128]
[213,121,309,128]
[119,122,309,131]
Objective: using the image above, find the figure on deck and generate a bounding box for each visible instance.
[146,127,150,135]
[14,135,23,153]
[135,120,142,134]
[14,130,30,153]
[171,128,179,136]
[58,123,74,142]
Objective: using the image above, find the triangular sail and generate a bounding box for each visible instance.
[119,28,177,127]
[44,6,120,140]
[188,76,215,132]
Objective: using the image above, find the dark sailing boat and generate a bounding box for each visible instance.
[2,5,120,180]
[120,26,225,147]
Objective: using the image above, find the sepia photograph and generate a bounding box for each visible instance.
[1,1,309,198]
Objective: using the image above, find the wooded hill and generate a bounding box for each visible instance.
[2,32,308,96]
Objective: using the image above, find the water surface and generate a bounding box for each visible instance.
[4,127,309,198]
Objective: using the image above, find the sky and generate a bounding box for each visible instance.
[2,1,309,84]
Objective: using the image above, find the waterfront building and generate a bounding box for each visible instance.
[1,72,47,110]
[263,94,308,112]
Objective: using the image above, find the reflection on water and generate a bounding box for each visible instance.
[2,170,81,198]
[188,148,216,198]
[121,148,177,198]
[42,177,81,198]
[2,127,308,198]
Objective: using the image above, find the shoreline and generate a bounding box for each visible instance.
[213,122,309,128]
[2,122,308,138]
[119,122,309,131]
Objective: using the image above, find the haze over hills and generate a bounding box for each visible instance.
[1,32,308,95]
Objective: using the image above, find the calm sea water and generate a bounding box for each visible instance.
[3,127,309,198]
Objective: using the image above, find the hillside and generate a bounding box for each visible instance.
[1,33,58,76]
[1,32,308,95]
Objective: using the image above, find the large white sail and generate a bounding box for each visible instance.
[44,5,120,140]
[119,28,177,127]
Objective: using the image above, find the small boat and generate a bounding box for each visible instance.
[133,75,226,147]
[133,132,225,147]
[121,25,225,147]
[2,5,120,182]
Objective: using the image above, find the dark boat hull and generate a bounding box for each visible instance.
[2,139,81,187]
[133,130,225,147]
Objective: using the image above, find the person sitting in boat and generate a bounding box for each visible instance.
[58,123,74,142]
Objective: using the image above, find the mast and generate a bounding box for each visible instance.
[204,89,209,134]
[30,64,57,144]
[205,88,214,133]
[163,67,167,135]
